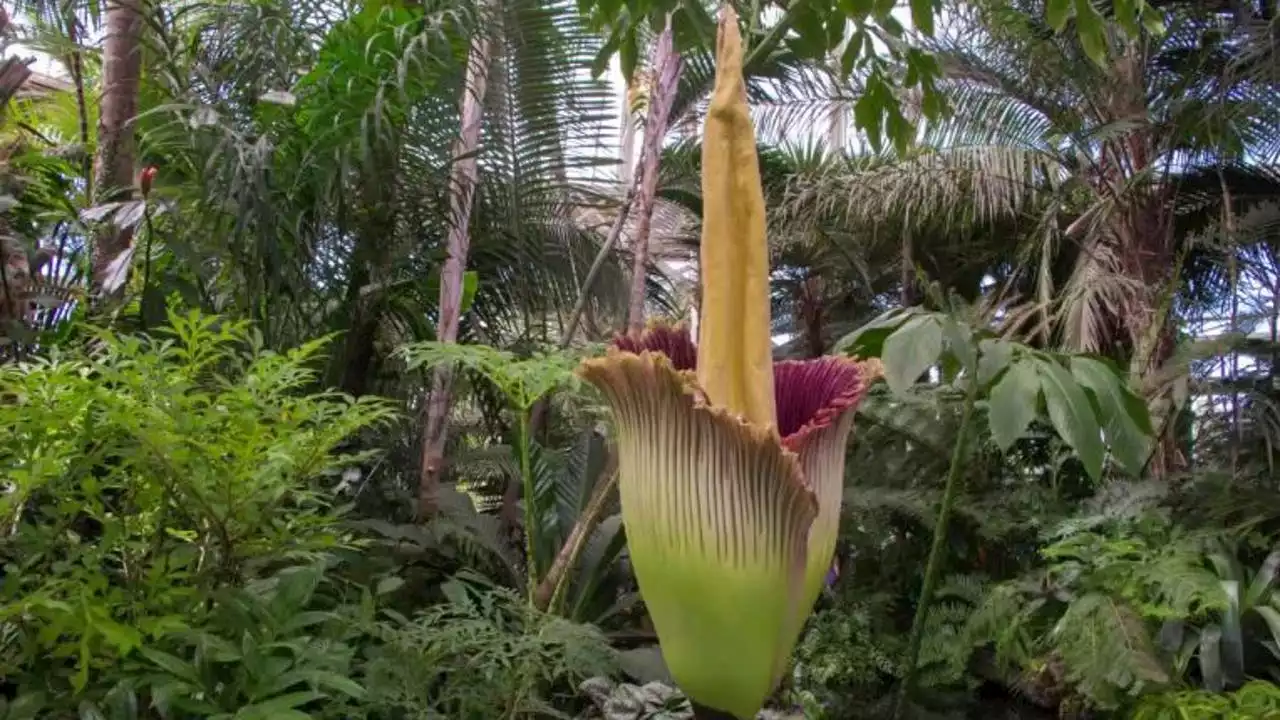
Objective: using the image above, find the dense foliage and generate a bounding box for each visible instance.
[3,0,1280,718]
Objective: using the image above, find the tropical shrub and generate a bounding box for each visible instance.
[0,311,394,711]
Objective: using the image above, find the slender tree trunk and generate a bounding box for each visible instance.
[418,27,492,519]
[91,0,145,293]
[900,226,915,307]
[800,274,825,358]
[64,14,92,195]
[624,20,681,337]
[334,209,396,397]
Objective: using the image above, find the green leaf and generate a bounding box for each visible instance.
[855,68,897,150]
[1246,551,1280,608]
[1140,3,1166,35]
[618,645,673,684]
[839,30,863,77]
[236,692,325,716]
[841,0,875,16]
[882,316,943,395]
[619,29,639,82]
[94,618,142,655]
[270,564,322,618]
[1069,357,1151,476]
[375,576,405,596]
[1073,0,1108,66]
[909,0,934,36]
[299,671,365,699]
[1037,358,1106,480]
[988,360,1040,450]
[1112,0,1139,36]
[139,648,202,685]
[591,29,622,78]
[886,105,913,156]
[460,271,479,315]
[1253,605,1280,651]
[976,339,1014,387]
[1046,0,1072,31]
[836,307,915,356]
[940,317,975,372]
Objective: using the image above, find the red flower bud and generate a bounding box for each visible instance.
[140,165,158,197]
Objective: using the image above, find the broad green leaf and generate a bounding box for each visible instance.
[1113,0,1139,36]
[376,576,405,596]
[591,29,622,78]
[619,29,639,82]
[299,670,365,699]
[94,618,142,654]
[1141,3,1166,34]
[139,648,202,684]
[882,316,943,395]
[854,88,884,151]
[1046,0,1072,31]
[1069,357,1151,476]
[909,0,934,36]
[460,271,479,315]
[988,360,1040,450]
[618,645,673,684]
[836,307,915,356]
[840,30,863,77]
[1073,0,1108,66]
[1037,359,1105,480]
[841,0,875,16]
[976,339,1014,387]
[237,692,325,715]
[270,565,322,617]
[940,317,975,371]
[1253,606,1280,651]
[1247,551,1280,608]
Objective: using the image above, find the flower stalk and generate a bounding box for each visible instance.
[892,377,980,719]
[576,7,880,717]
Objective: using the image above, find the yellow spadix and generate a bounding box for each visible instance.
[579,8,881,718]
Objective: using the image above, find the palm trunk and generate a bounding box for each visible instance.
[900,226,915,307]
[624,20,681,337]
[418,27,493,519]
[800,274,825,358]
[91,0,145,293]
[1097,46,1184,477]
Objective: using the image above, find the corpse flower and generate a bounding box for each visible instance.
[577,9,880,719]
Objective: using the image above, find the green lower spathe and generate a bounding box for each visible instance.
[580,351,816,718]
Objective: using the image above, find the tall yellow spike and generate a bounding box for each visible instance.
[696,7,776,430]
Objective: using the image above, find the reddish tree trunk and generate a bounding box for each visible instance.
[91,0,145,292]
[418,30,492,519]
[625,21,681,337]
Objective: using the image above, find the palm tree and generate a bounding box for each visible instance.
[770,0,1280,475]
[419,1,495,518]
[92,0,143,292]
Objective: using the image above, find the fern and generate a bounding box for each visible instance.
[1053,593,1172,708]
[361,586,615,718]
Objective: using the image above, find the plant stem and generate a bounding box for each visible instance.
[891,381,979,720]
[517,409,538,602]
[140,204,155,330]
[561,189,635,349]
[742,0,802,72]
